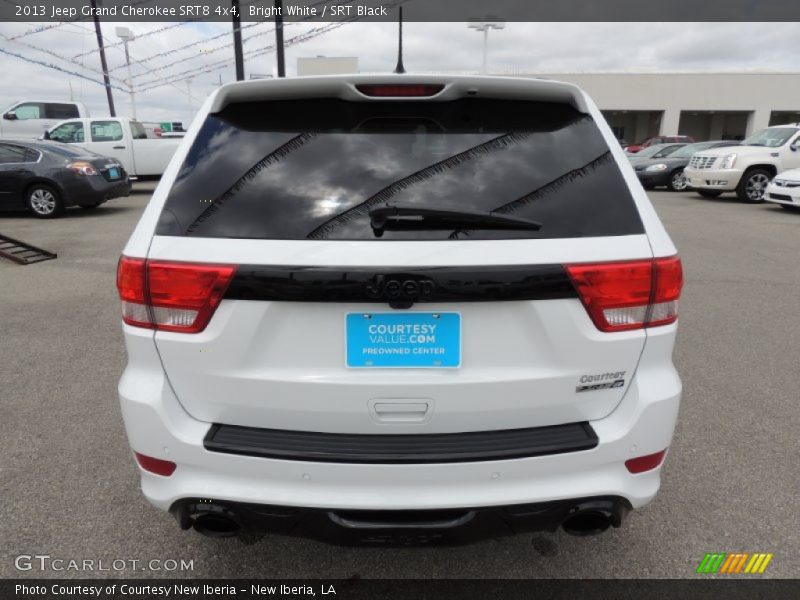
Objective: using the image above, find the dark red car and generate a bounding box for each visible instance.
[625,135,695,154]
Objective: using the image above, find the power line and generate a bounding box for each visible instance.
[134,0,395,91]
[106,22,264,72]
[1,31,128,85]
[0,46,129,92]
[107,0,351,73]
[127,23,290,80]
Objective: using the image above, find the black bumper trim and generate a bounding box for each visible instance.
[203,422,598,464]
[170,496,631,546]
[224,264,576,306]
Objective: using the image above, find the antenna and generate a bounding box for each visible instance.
[394,6,405,74]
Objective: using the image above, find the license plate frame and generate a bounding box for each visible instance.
[345,312,461,368]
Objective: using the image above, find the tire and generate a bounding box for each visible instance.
[736,169,771,203]
[697,190,722,198]
[79,203,100,210]
[26,184,63,218]
[667,169,688,192]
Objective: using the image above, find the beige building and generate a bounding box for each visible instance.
[520,73,800,143]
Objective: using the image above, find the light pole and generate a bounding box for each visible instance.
[116,26,136,119]
[186,78,193,122]
[467,17,505,74]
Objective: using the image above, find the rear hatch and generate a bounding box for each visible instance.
[146,79,652,434]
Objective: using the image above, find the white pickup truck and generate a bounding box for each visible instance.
[45,117,180,178]
[1,100,89,139]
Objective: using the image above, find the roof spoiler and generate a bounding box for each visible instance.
[208,74,590,114]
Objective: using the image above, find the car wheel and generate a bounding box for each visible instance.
[736,169,771,203]
[697,190,722,198]
[668,170,688,192]
[27,184,63,218]
[79,203,100,210]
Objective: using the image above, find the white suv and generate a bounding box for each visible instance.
[117,75,683,545]
[684,125,800,203]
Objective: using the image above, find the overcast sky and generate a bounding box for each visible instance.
[1,21,799,122]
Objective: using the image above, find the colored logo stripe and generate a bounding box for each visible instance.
[697,553,773,574]
[744,553,773,574]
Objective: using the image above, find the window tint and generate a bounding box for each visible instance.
[90,120,123,142]
[49,121,85,143]
[45,103,80,119]
[158,99,643,241]
[130,120,148,140]
[0,143,31,163]
[13,103,43,120]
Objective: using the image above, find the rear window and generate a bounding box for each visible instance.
[46,103,80,119]
[157,98,643,240]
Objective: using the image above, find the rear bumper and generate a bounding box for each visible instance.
[59,176,132,206]
[684,167,743,191]
[118,322,681,525]
[169,495,631,545]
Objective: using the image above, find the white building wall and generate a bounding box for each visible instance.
[523,73,800,136]
[297,57,359,76]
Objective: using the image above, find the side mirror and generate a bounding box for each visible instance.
[790,140,800,152]
[43,131,51,140]
[3,111,17,121]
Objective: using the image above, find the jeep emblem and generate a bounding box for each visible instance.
[366,275,435,305]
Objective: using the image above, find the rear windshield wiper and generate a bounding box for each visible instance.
[368,204,542,237]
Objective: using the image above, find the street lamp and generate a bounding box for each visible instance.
[115,26,136,119]
[467,17,505,74]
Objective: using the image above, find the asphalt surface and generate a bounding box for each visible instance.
[1,186,798,579]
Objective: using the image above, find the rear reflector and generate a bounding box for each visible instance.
[625,449,667,474]
[565,256,682,332]
[116,257,236,333]
[355,84,445,97]
[134,452,177,477]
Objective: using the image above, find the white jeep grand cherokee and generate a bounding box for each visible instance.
[116,75,683,545]
[684,124,800,203]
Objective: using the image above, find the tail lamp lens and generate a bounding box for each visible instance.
[355,84,445,97]
[134,452,177,477]
[116,257,236,333]
[625,449,667,474]
[66,161,99,176]
[565,256,682,332]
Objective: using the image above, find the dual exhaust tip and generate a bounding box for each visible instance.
[186,501,618,540]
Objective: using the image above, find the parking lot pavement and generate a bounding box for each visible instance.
[1,187,798,579]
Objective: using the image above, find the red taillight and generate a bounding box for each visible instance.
[565,256,683,332]
[66,161,99,176]
[117,256,151,329]
[134,452,176,477]
[356,83,445,97]
[116,256,236,333]
[625,449,667,474]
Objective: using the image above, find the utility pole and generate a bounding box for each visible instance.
[274,0,285,77]
[232,0,244,80]
[116,27,136,119]
[91,0,115,116]
[186,78,193,121]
